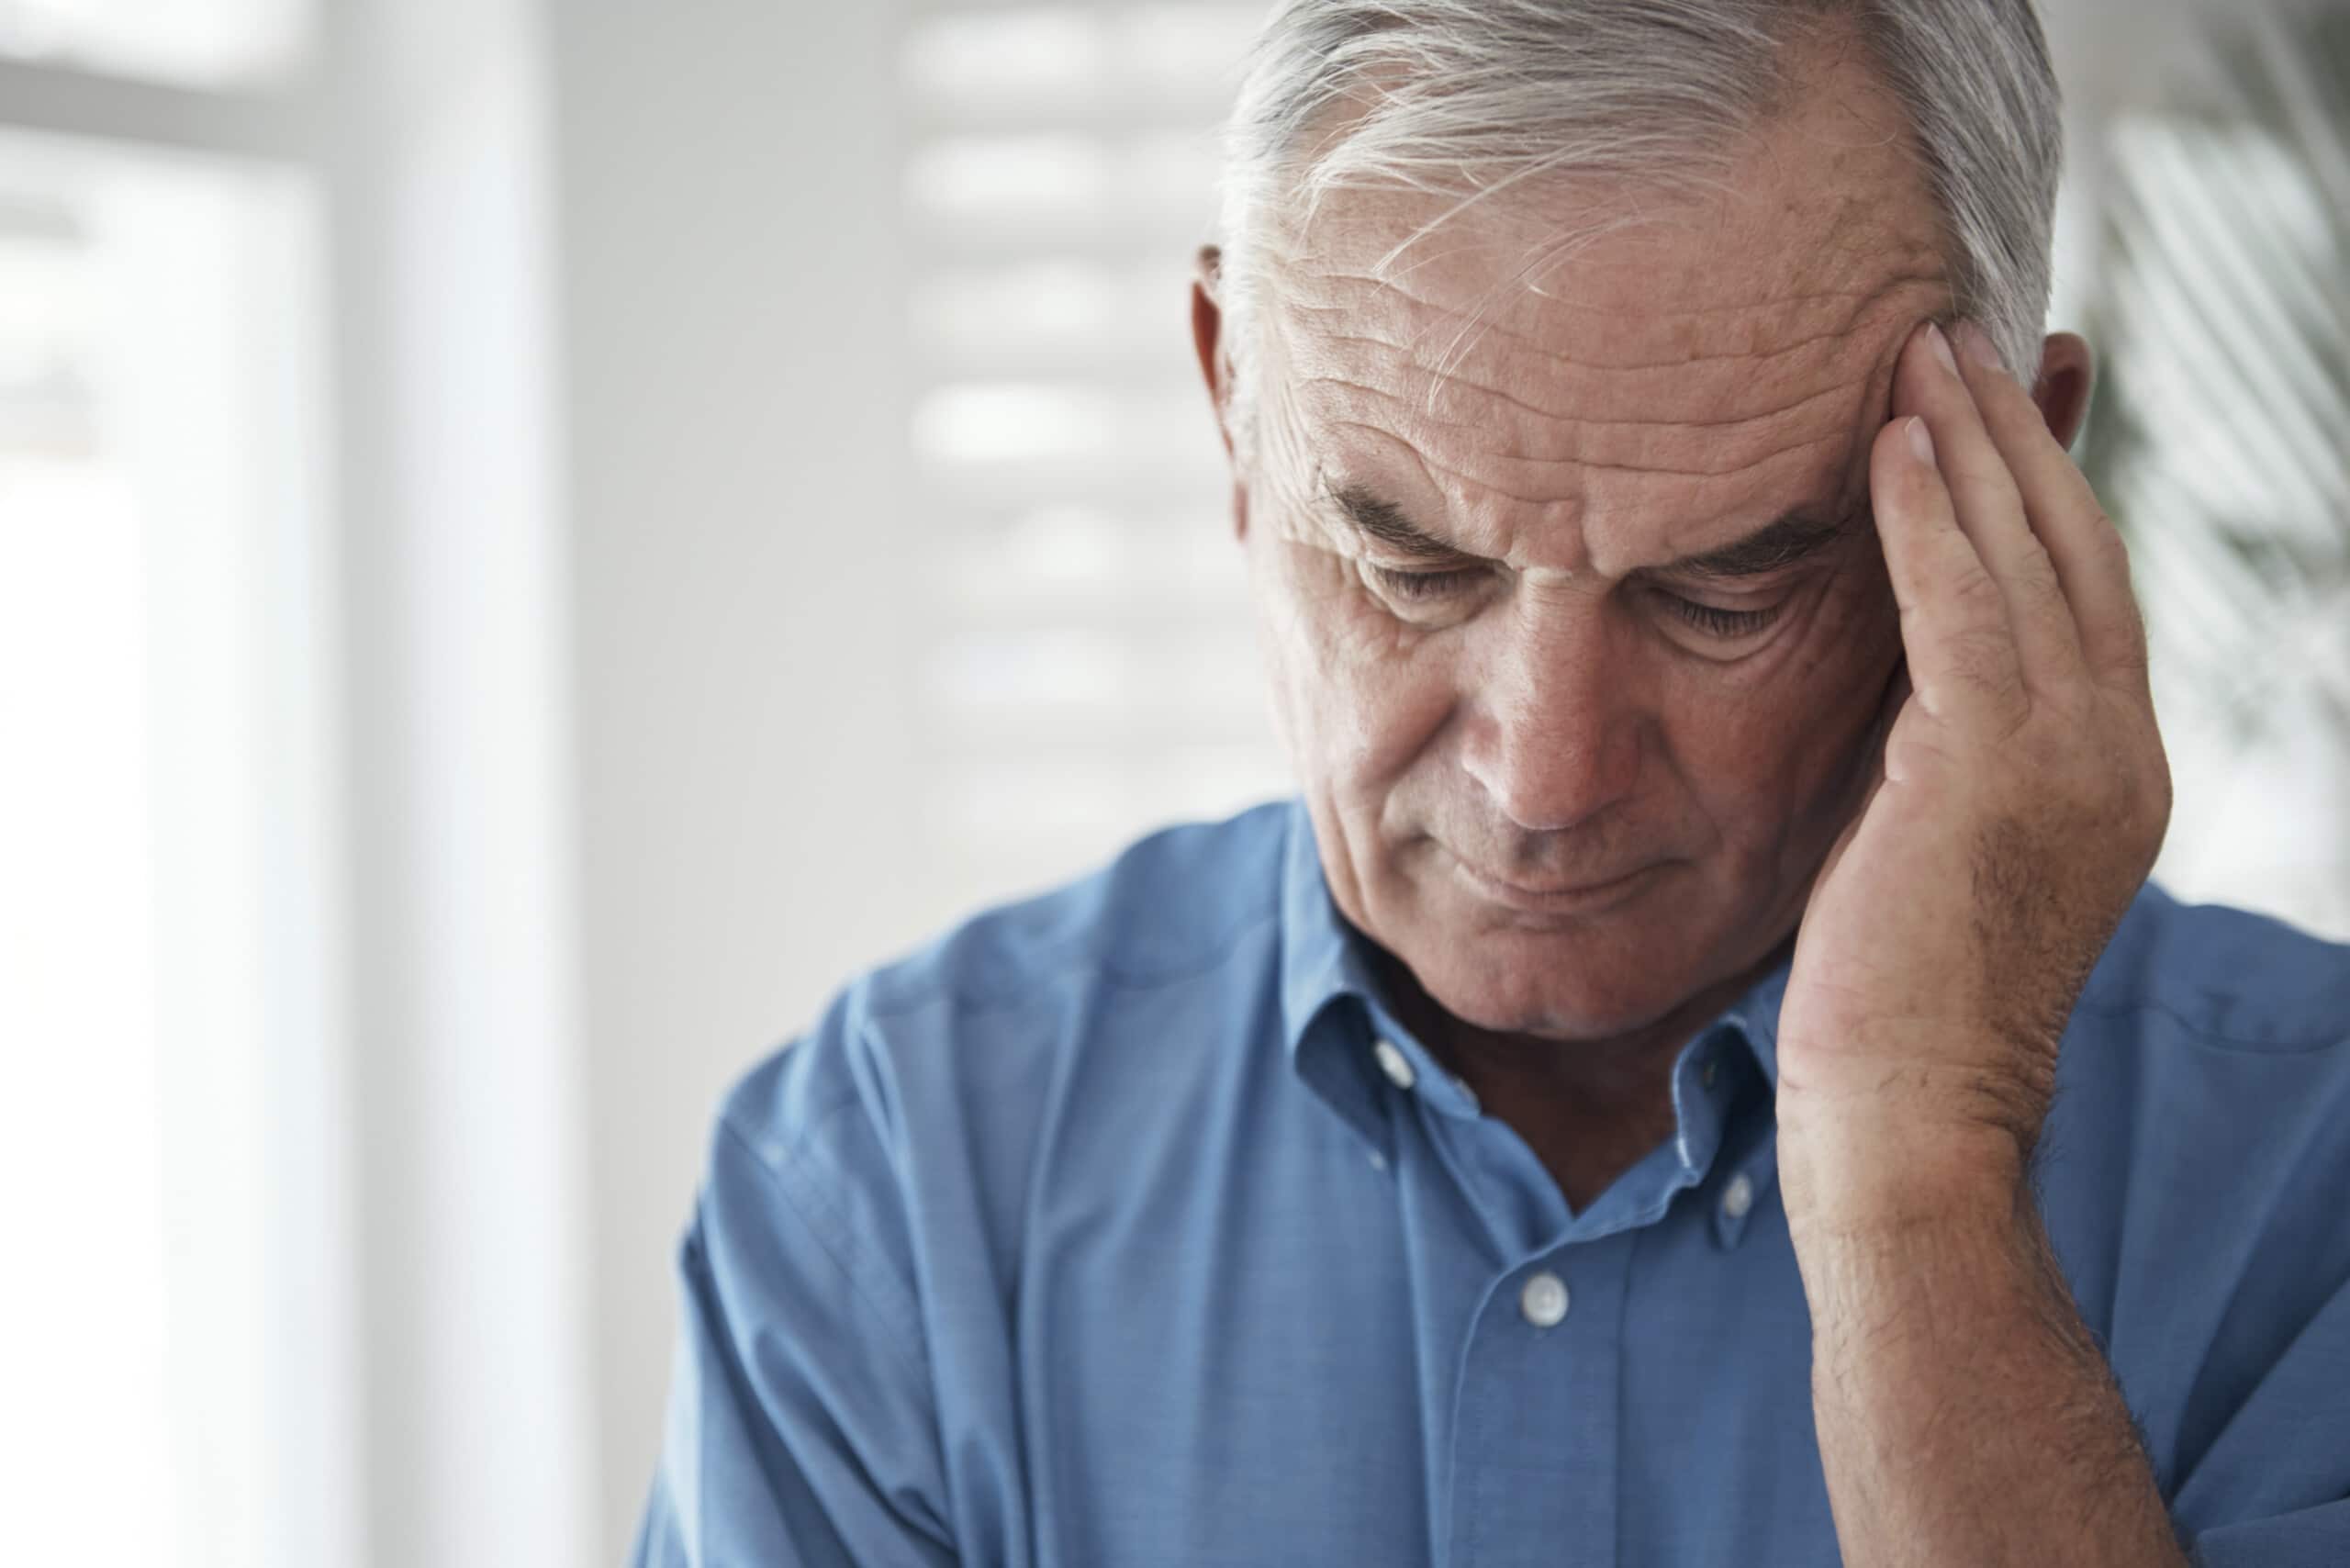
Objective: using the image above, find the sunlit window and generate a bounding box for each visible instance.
[0,0,305,86]
[0,50,337,1568]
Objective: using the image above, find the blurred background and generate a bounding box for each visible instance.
[0,0,2341,1562]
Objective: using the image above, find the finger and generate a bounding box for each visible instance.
[1896,321,2085,688]
[1950,321,2150,687]
[1868,408,2027,726]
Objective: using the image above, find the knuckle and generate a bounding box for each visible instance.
[1945,624,2020,696]
[2019,557,2070,617]
[1948,562,2008,617]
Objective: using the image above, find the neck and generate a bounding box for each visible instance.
[1373,937,1787,1210]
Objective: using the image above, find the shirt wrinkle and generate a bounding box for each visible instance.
[715,1107,932,1384]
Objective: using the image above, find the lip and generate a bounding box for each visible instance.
[1449,856,1666,915]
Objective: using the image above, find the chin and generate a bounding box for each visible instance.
[1402,860,1707,1032]
[1403,926,1700,1041]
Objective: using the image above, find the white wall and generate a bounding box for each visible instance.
[546,0,957,1553]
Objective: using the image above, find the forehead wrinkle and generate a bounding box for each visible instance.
[1288,333,1901,512]
[1322,413,1848,485]
[1328,364,1858,437]
[1294,297,1876,372]
[1298,323,1864,420]
[1320,420,1854,581]
[1307,401,1881,587]
[1280,261,1947,373]
[1325,395,1852,481]
[1279,279,1942,476]
[1282,279,1928,322]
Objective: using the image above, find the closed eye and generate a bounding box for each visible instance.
[1371,564,1789,641]
[1656,592,1784,639]
[1369,564,1483,602]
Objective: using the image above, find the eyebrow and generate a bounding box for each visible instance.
[1322,479,1853,581]
[1667,510,1853,580]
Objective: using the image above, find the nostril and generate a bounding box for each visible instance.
[1468,725,1640,837]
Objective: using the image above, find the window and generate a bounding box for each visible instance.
[2078,1,2350,939]
[0,17,349,1568]
[0,0,305,86]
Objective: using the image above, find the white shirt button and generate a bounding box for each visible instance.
[1520,1271,1571,1328]
[1372,1036,1416,1091]
[1722,1172,1755,1221]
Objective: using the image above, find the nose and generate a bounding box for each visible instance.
[1459,597,1644,835]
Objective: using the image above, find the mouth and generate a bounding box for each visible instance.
[1449,855,1667,916]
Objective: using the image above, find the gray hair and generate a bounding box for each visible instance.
[1214,0,2064,451]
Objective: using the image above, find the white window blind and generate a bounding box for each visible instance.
[899,1,1292,906]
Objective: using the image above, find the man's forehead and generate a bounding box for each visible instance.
[1265,39,1954,388]
[1261,191,1944,576]
[1273,287,1917,571]
[1249,41,1961,576]
[1274,175,1944,357]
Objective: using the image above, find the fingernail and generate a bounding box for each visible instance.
[1907,416,1936,467]
[1925,321,1959,376]
[1954,319,2004,372]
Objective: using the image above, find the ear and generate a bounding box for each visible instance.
[1192,245,1236,460]
[1192,244,1250,542]
[2031,331,2095,454]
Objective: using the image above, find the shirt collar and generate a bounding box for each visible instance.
[1276,795,1793,1150]
[1278,796,1387,1061]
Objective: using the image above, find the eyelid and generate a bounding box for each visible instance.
[1361,543,1484,571]
[1367,562,1484,601]
[1651,586,1785,641]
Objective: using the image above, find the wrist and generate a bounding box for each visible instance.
[1776,1095,2031,1239]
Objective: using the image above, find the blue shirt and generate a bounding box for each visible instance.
[633,797,2350,1566]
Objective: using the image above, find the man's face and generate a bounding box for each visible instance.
[1230,73,1956,1041]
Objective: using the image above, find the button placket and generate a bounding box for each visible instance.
[1448,1233,1634,1566]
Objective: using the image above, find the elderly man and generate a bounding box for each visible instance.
[633,3,2350,1563]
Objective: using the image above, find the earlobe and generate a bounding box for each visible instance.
[2032,331,2096,453]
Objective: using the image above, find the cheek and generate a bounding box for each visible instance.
[1664,571,1899,833]
[1255,541,1455,799]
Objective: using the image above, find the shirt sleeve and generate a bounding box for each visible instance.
[2171,1196,2350,1568]
[2189,1497,2350,1568]
[630,1082,958,1568]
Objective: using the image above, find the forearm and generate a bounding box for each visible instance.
[1781,1115,2188,1568]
